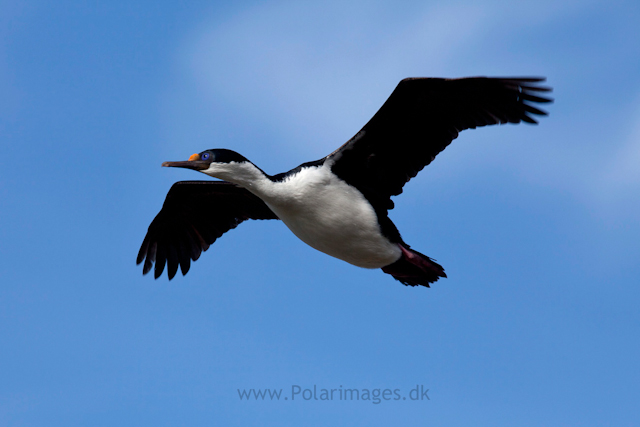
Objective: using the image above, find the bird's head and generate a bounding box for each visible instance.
[162,149,264,185]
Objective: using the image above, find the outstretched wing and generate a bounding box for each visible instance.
[328,77,552,211]
[137,181,279,279]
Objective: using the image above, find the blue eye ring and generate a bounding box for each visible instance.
[201,152,210,160]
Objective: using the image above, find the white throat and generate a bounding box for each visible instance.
[201,161,272,192]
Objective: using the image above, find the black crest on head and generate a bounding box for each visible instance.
[201,149,249,164]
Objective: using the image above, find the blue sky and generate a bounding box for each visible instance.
[1,0,639,425]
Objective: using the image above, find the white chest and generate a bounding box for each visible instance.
[257,166,401,269]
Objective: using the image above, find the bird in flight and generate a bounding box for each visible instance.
[137,77,552,287]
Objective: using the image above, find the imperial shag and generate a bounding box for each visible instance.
[137,77,552,287]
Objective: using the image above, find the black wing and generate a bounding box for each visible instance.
[328,77,552,211]
[137,181,279,280]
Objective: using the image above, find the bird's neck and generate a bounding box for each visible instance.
[204,161,273,194]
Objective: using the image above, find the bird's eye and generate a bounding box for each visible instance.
[202,152,210,160]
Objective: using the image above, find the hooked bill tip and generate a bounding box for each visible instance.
[161,160,210,170]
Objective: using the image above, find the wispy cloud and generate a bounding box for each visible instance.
[181,1,497,154]
[591,101,640,209]
[172,0,638,214]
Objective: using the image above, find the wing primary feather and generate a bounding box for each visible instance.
[154,244,167,279]
[136,236,149,265]
[147,242,157,263]
[166,245,179,280]
[523,104,549,116]
[521,93,554,103]
[143,258,153,275]
[177,237,191,276]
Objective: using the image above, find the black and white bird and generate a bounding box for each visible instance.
[137,77,552,287]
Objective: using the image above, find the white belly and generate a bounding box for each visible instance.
[258,165,401,269]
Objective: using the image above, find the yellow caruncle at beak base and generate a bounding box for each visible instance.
[188,153,200,161]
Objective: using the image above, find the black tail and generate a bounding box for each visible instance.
[381,244,446,287]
